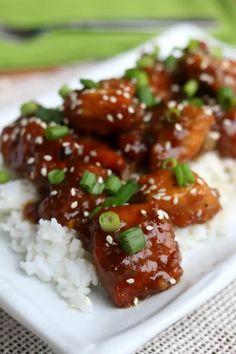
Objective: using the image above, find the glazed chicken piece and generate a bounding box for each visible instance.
[76,137,126,174]
[214,108,236,158]
[143,61,174,102]
[179,42,236,93]
[90,203,182,307]
[137,169,221,227]
[63,84,144,135]
[38,164,108,248]
[150,103,215,169]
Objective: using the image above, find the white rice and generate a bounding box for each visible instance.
[0,152,236,311]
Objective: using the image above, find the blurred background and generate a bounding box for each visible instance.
[0,0,236,108]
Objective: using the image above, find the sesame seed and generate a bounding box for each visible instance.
[199,73,214,84]
[106,114,114,122]
[128,106,135,114]
[157,209,169,220]
[140,209,147,216]
[223,119,232,127]
[133,297,139,306]
[71,188,76,196]
[40,167,47,177]
[83,211,90,217]
[197,209,203,218]
[203,107,213,116]
[149,185,157,191]
[97,176,104,183]
[50,190,58,196]
[190,188,198,196]
[2,134,9,142]
[173,196,179,205]
[197,178,204,185]
[27,157,35,165]
[95,162,102,167]
[169,278,176,285]
[126,278,135,284]
[171,84,180,92]
[116,89,122,95]
[26,134,31,141]
[168,100,177,108]
[208,131,220,140]
[106,235,113,245]
[102,95,109,101]
[71,201,78,209]
[43,155,52,161]
[110,96,117,103]
[20,118,28,127]
[200,61,209,70]
[117,113,123,120]
[107,169,112,176]
[123,92,131,99]
[165,141,171,151]
[175,123,183,131]
[70,166,75,172]
[90,150,97,157]
[143,112,152,122]
[84,156,90,163]
[146,225,154,231]
[35,136,43,145]
[163,196,171,201]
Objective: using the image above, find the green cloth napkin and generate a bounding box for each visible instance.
[0,0,236,70]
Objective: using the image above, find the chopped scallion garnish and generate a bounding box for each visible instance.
[173,163,195,187]
[0,170,10,184]
[80,79,99,89]
[105,175,122,195]
[162,157,178,170]
[59,84,71,98]
[80,170,97,192]
[91,182,105,196]
[44,125,69,140]
[164,107,181,123]
[164,55,178,72]
[36,106,64,124]
[188,97,203,107]
[20,101,39,116]
[119,226,146,255]
[89,206,102,219]
[48,169,65,185]
[99,211,121,232]
[125,68,149,87]
[136,86,156,107]
[217,87,235,110]
[137,54,155,69]
[183,79,199,97]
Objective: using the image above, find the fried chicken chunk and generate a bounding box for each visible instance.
[150,103,215,169]
[215,108,236,158]
[90,203,182,307]
[137,169,221,227]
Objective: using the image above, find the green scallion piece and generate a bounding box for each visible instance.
[59,84,71,98]
[91,182,105,196]
[21,101,39,116]
[99,211,121,232]
[188,97,203,107]
[80,170,97,192]
[183,79,199,97]
[187,39,201,52]
[125,68,149,87]
[0,170,10,184]
[173,163,195,187]
[162,157,178,170]
[105,175,122,195]
[164,107,181,123]
[136,86,156,107]
[115,180,139,204]
[137,54,155,69]
[48,169,65,185]
[44,125,69,140]
[36,106,64,124]
[89,206,102,219]
[119,226,146,255]
[164,55,178,72]
[80,79,99,89]
[217,87,236,110]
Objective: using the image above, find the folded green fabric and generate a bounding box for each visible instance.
[0,0,235,70]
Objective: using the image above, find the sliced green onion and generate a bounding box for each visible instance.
[152,46,160,59]
[59,84,71,98]
[48,169,65,185]
[89,206,102,219]
[188,97,203,107]
[91,182,105,196]
[210,46,223,59]
[217,87,235,110]
[173,163,195,187]
[80,170,97,192]
[44,125,69,140]
[183,79,199,97]
[21,101,39,116]
[164,55,178,72]
[162,157,178,170]
[80,79,99,89]
[119,226,146,255]
[137,54,155,69]
[187,39,201,52]
[36,106,64,124]
[136,86,156,107]
[115,180,139,204]
[0,170,10,184]
[99,211,121,232]
[105,175,122,195]
[125,68,149,87]
[164,107,181,123]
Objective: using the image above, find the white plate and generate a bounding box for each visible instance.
[1,24,236,354]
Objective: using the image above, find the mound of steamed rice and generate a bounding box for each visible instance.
[0,152,236,312]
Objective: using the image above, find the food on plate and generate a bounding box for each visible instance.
[1,39,236,310]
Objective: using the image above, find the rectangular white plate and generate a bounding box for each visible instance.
[1,24,236,354]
